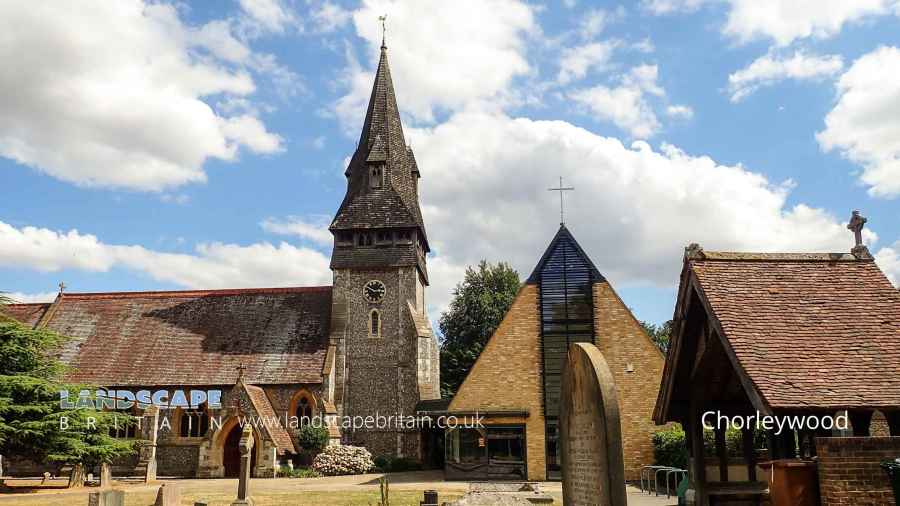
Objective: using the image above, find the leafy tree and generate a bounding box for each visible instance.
[439,261,521,398]
[641,319,674,354]
[295,424,329,454]
[0,306,137,482]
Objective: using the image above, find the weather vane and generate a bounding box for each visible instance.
[548,177,574,226]
[378,14,387,49]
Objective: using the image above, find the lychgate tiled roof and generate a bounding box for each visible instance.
[7,287,332,387]
[690,252,900,410]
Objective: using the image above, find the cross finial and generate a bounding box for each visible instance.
[58,281,66,294]
[548,176,575,226]
[847,210,867,248]
[236,362,247,382]
[378,14,387,49]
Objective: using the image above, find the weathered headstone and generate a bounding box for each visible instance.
[87,489,125,506]
[154,483,181,506]
[560,342,627,506]
[99,462,112,489]
[231,425,255,506]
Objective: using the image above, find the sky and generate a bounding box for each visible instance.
[2,0,899,328]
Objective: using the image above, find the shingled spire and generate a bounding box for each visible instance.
[330,44,429,279]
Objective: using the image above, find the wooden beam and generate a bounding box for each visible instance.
[689,397,708,506]
[715,426,728,482]
[742,427,756,482]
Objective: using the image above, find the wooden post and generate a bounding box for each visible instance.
[689,399,707,505]
[742,427,756,482]
[714,426,728,482]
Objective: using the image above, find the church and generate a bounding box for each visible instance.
[4,41,667,483]
[3,41,441,479]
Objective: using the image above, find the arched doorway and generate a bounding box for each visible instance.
[223,424,258,478]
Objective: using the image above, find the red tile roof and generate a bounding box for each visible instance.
[690,252,900,410]
[243,383,296,454]
[2,303,50,327]
[6,287,332,387]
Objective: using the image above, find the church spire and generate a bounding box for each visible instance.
[330,37,429,279]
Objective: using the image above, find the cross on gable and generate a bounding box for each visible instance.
[548,176,575,226]
[847,210,867,247]
[236,362,247,382]
[58,281,66,294]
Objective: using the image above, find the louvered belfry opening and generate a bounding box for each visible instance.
[528,225,603,480]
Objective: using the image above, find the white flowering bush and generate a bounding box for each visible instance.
[311,445,374,476]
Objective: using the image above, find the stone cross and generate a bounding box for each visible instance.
[236,362,247,381]
[548,176,574,226]
[231,425,255,506]
[58,281,66,294]
[847,210,867,247]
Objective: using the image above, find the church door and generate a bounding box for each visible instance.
[223,424,256,478]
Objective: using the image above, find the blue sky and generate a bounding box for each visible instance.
[2,0,899,327]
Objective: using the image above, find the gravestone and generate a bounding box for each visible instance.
[231,425,255,506]
[99,462,112,488]
[87,489,125,506]
[560,342,627,506]
[154,483,181,506]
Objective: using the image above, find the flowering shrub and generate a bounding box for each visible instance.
[311,445,374,476]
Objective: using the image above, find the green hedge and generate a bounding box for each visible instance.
[653,424,769,469]
[653,425,688,469]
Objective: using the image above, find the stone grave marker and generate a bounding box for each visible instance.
[87,489,125,506]
[231,424,255,506]
[99,462,112,489]
[154,483,181,506]
[560,342,627,506]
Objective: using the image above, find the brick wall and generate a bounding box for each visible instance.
[449,284,547,480]
[593,282,668,482]
[816,436,900,506]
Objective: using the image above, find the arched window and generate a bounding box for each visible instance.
[180,407,210,437]
[369,309,381,338]
[370,166,383,189]
[296,397,313,426]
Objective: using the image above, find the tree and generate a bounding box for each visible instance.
[0,306,137,483]
[641,319,674,354]
[439,261,521,398]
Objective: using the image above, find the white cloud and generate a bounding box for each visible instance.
[642,0,709,15]
[0,221,331,289]
[723,0,895,46]
[568,65,665,138]
[335,0,536,127]
[728,51,843,102]
[666,105,694,119]
[238,0,297,34]
[0,1,284,192]
[578,8,624,40]
[408,111,877,310]
[4,292,58,304]
[557,42,617,85]
[260,216,333,246]
[876,242,900,286]
[311,2,352,32]
[644,0,897,46]
[817,46,900,198]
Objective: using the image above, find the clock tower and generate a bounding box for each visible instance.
[328,41,440,458]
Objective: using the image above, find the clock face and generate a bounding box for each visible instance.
[363,280,386,303]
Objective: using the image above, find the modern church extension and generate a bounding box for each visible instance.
[440,225,667,482]
[2,41,441,479]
